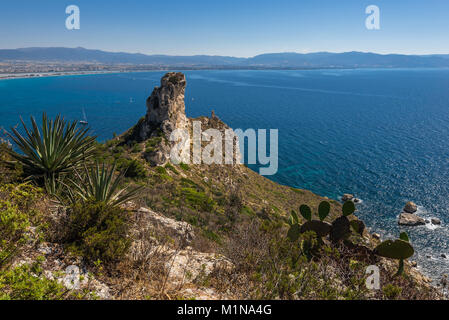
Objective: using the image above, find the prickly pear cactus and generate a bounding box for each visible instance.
[374,232,414,276]
[318,201,330,221]
[288,203,332,241]
[374,239,414,260]
[299,204,312,221]
[350,220,366,236]
[330,216,351,242]
[287,223,301,242]
[342,201,356,216]
[300,220,332,237]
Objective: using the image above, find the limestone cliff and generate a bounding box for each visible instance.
[139,72,188,140]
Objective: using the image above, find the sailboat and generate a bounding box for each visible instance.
[80,108,88,125]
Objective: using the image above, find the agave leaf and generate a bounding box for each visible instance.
[318,201,330,221]
[6,113,97,185]
[66,161,143,207]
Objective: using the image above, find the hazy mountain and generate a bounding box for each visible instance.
[1,47,449,68]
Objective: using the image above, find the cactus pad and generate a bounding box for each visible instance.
[300,220,332,237]
[374,239,414,260]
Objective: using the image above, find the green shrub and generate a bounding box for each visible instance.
[146,137,162,148]
[131,143,143,153]
[155,166,167,175]
[0,183,44,212]
[383,284,402,299]
[0,200,30,266]
[66,201,131,263]
[0,261,66,300]
[164,163,179,175]
[117,158,147,179]
[0,142,23,183]
[179,163,190,171]
[181,187,216,211]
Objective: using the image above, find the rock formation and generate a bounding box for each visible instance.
[127,72,241,166]
[138,72,188,140]
[398,212,425,226]
[403,201,418,214]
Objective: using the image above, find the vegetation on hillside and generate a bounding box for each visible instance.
[0,114,444,300]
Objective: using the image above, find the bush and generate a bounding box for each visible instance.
[0,183,44,212]
[0,261,66,300]
[383,284,402,299]
[66,201,131,263]
[0,142,22,183]
[0,200,30,265]
[181,187,216,212]
[179,163,190,171]
[131,143,143,153]
[117,158,147,179]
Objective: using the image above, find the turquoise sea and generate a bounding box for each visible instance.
[1,69,449,280]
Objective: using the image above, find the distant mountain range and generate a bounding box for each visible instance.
[1,47,449,68]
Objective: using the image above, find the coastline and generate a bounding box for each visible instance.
[0,70,129,81]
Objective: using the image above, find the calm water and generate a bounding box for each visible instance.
[1,69,449,280]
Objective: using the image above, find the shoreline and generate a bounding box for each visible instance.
[3,66,449,81]
[0,70,133,81]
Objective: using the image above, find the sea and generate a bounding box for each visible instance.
[1,69,449,281]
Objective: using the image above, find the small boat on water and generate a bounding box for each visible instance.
[80,108,88,125]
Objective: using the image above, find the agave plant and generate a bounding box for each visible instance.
[6,113,97,189]
[66,161,143,208]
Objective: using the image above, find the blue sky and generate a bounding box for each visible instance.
[0,0,448,57]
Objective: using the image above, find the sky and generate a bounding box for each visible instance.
[0,0,448,57]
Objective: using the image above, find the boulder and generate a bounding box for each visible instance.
[403,201,418,214]
[398,212,425,226]
[372,233,381,240]
[136,207,195,244]
[342,194,354,202]
[431,218,441,225]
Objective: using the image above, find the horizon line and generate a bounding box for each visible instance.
[1,46,449,59]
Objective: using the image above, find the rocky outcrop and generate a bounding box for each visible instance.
[139,72,188,140]
[127,72,242,166]
[398,212,425,226]
[431,218,441,225]
[342,194,360,203]
[152,246,234,287]
[403,201,418,213]
[136,207,195,244]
